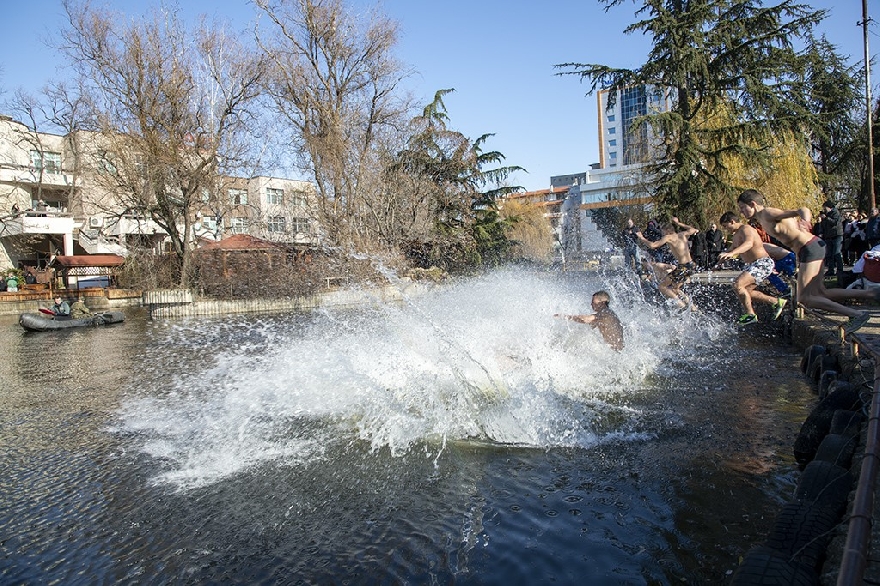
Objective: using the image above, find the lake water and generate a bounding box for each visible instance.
[0,268,814,584]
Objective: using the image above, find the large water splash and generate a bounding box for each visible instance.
[115,267,727,490]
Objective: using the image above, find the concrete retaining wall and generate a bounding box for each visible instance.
[145,282,432,318]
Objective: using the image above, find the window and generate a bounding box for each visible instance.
[266,187,284,205]
[607,114,616,122]
[30,150,62,174]
[200,189,210,203]
[291,190,308,207]
[609,152,617,159]
[608,127,616,135]
[97,150,117,175]
[230,217,249,234]
[268,216,286,233]
[291,217,310,234]
[229,188,248,206]
[609,139,617,147]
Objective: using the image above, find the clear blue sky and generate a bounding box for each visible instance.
[0,0,875,191]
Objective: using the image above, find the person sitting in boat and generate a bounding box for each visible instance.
[70,297,91,319]
[51,296,70,317]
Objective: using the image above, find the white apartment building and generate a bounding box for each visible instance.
[0,115,318,271]
[555,85,674,258]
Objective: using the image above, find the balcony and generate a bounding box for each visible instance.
[0,166,76,188]
[104,216,166,237]
[3,210,74,236]
[77,229,128,256]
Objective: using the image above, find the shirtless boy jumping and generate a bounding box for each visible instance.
[718,211,787,325]
[636,217,699,309]
[737,189,873,335]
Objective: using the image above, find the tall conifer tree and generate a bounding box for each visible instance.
[558,0,826,225]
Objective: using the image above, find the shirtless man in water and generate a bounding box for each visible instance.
[718,211,787,325]
[636,217,699,309]
[737,189,873,335]
[555,290,625,351]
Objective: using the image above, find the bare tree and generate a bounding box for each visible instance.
[255,0,411,249]
[59,0,266,284]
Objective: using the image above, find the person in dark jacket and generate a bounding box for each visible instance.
[705,223,725,267]
[621,218,641,272]
[866,207,880,248]
[851,212,869,262]
[813,212,825,240]
[820,200,843,277]
[689,230,708,269]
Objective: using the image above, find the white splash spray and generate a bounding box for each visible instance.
[115,267,726,490]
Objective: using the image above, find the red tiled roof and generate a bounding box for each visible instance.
[52,255,126,268]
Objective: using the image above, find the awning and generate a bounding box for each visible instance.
[51,255,126,268]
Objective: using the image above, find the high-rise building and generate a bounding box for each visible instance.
[597,85,673,170]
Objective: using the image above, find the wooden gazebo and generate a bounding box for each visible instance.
[50,254,125,290]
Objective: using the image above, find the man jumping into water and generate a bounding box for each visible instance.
[718,212,787,325]
[555,290,625,351]
[737,189,874,335]
[636,217,699,310]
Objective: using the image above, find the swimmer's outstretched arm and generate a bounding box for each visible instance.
[554,313,596,324]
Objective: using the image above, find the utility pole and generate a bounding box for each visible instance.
[865,0,876,211]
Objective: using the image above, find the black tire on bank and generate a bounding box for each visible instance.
[763,501,840,570]
[793,388,862,466]
[793,460,853,515]
[830,409,864,438]
[801,345,825,374]
[808,355,837,382]
[817,370,838,399]
[730,545,819,585]
[813,433,857,468]
[826,380,856,400]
